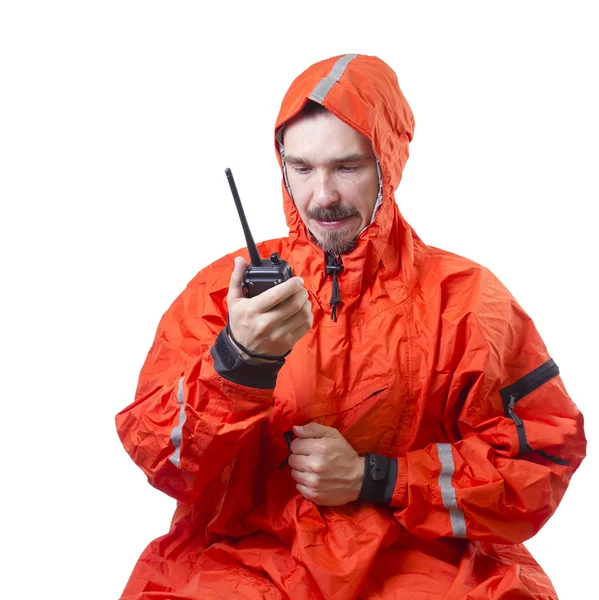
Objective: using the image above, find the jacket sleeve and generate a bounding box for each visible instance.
[387,269,586,544]
[115,258,283,505]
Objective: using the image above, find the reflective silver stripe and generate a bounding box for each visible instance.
[309,53,358,103]
[369,154,383,224]
[437,443,467,538]
[169,377,187,468]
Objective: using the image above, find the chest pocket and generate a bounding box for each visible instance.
[271,374,402,457]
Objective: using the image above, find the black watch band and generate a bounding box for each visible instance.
[357,453,397,505]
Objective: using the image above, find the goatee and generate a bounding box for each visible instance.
[309,228,356,255]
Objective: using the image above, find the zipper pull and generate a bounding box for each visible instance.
[284,430,294,450]
[279,430,294,469]
[509,393,518,412]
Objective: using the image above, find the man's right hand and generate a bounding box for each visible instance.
[227,256,313,362]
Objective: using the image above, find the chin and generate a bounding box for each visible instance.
[311,229,357,255]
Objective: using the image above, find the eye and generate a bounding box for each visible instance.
[339,165,359,173]
[292,166,311,174]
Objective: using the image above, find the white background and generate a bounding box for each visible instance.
[1,2,596,598]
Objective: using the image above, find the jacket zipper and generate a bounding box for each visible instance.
[500,359,560,411]
[499,359,567,466]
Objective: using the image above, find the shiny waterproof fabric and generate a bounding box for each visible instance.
[116,55,586,599]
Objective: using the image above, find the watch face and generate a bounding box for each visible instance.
[368,453,389,481]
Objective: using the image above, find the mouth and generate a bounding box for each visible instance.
[314,216,353,230]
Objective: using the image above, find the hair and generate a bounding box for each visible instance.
[297,100,330,119]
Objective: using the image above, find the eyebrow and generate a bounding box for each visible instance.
[284,153,372,165]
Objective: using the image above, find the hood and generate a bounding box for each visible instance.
[274,54,423,312]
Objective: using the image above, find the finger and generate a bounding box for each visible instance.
[291,469,317,488]
[253,276,305,312]
[288,318,313,342]
[291,469,312,487]
[296,483,317,501]
[227,257,248,304]
[282,299,313,333]
[293,423,338,439]
[289,438,315,456]
[288,453,311,472]
[266,289,310,324]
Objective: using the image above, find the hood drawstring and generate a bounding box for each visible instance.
[325,253,344,322]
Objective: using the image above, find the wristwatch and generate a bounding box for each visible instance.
[357,453,397,505]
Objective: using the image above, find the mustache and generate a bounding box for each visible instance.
[307,206,359,221]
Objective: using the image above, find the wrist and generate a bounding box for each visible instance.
[227,333,278,364]
[352,456,366,501]
[210,328,284,389]
[226,319,290,363]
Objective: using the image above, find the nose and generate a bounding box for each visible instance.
[312,171,341,208]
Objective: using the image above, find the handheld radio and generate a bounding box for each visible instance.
[225,168,294,298]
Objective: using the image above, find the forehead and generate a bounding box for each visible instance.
[282,112,374,163]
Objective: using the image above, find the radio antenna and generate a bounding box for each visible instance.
[225,168,262,268]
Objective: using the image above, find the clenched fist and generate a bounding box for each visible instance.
[289,423,365,506]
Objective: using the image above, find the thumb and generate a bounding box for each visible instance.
[227,256,248,304]
[293,422,337,439]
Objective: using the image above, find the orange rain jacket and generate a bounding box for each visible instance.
[116,54,586,599]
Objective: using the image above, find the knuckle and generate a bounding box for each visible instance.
[316,442,327,455]
[311,460,324,475]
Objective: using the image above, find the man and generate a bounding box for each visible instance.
[116,54,586,599]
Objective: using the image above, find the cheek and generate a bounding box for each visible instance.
[293,194,311,219]
[356,175,379,212]
[343,181,376,213]
[287,179,311,212]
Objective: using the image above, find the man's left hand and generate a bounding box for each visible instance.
[289,423,365,506]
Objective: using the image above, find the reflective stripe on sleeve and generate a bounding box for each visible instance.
[169,377,187,468]
[309,53,358,103]
[437,443,467,538]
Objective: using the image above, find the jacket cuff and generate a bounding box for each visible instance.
[210,328,284,389]
[389,457,408,508]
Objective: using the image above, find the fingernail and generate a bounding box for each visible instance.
[297,278,304,287]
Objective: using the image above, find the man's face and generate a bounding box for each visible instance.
[282,112,380,255]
